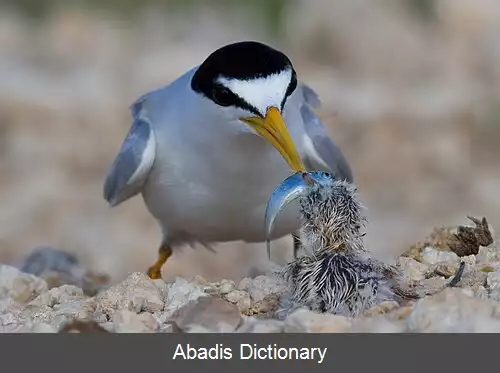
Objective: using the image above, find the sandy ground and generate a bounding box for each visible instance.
[1,0,500,283]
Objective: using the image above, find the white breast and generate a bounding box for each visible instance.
[143,132,301,246]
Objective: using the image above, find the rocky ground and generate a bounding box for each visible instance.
[1,216,499,333]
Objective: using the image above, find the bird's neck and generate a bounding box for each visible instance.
[300,224,365,256]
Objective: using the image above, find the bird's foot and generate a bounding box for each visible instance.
[146,245,172,280]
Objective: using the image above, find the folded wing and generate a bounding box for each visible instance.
[103,99,156,206]
[298,82,353,183]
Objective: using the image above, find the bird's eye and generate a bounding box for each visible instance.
[212,86,234,107]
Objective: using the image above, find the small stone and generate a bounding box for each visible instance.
[408,288,500,332]
[421,247,459,266]
[461,255,477,268]
[0,312,19,326]
[162,277,209,319]
[396,257,428,282]
[0,265,48,304]
[16,247,109,296]
[170,297,242,333]
[488,290,500,302]
[17,247,79,276]
[419,277,447,292]
[193,276,209,286]
[244,294,281,316]
[237,295,252,313]
[95,272,165,317]
[425,262,459,278]
[52,298,97,320]
[225,290,252,313]
[238,275,286,302]
[283,309,352,333]
[98,322,114,333]
[224,289,247,304]
[29,285,86,307]
[159,323,180,333]
[112,310,160,333]
[487,272,500,290]
[218,279,235,295]
[362,301,399,317]
[455,268,487,288]
[391,305,415,321]
[472,285,489,300]
[477,246,500,264]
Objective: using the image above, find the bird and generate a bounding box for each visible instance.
[265,171,465,317]
[103,41,353,279]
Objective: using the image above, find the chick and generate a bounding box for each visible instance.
[264,172,464,318]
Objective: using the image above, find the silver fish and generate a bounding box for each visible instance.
[264,171,334,259]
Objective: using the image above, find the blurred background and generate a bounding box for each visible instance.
[1,0,500,283]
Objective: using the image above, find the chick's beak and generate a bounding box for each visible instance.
[241,106,306,172]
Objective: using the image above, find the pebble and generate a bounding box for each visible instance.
[170,297,242,333]
[421,247,459,265]
[2,218,500,333]
[95,272,165,317]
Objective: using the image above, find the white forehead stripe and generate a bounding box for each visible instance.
[216,68,292,116]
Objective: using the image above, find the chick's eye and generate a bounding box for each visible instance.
[212,86,233,107]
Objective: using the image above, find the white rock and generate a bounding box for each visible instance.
[461,255,477,268]
[95,272,165,317]
[170,297,242,333]
[224,289,248,304]
[0,265,48,304]
[472,285,489,300]
[487,272,500,290]
[218,279,235,295]
[238,275,286,302]
[52,299,97,320]
[161,277,209,320]
[224,289,253,313]
[408,288,500,332]
[477,246,500,264]
[29,285,86,307]
[396,257,429,281]
[112,309,159,333]
[0,312,19,326]
[421,247,459,265]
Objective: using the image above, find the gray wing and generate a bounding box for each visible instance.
[298,82,353,183]
[103,98,156,207]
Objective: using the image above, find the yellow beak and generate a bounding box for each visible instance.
[241,106,306,172]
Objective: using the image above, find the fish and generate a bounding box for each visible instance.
[264,171,334,259]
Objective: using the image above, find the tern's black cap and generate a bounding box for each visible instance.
[191,41,297,114]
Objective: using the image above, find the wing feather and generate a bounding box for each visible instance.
[103,100,156,206]
[298,82,353,182]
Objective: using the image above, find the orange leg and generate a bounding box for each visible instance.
[147,244,172,279]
